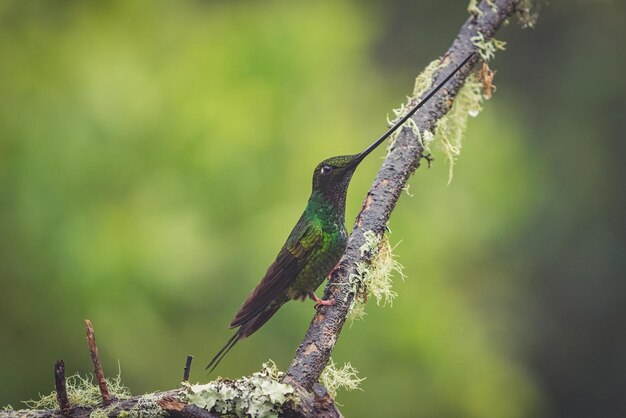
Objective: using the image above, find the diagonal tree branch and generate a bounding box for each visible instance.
[285,0,522,390]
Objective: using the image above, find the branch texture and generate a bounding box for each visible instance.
[0,385,341,418]
[285,0,522,389]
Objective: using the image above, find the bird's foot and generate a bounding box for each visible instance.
[309,292,335,310]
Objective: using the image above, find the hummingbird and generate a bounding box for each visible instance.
[207,53,475,373]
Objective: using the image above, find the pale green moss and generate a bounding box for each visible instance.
[387,102,422,156]
[471,32,507,61]
[90,393,162,418]
[346,295,367,324]
[412,60,441,99]
[385,56,486,182]
[383,35,500,184]
[359,230,381,257]
[386,60,441,155]
[320,359,365,399]
[387,108,423,156]
[89,406,116,418]
[22,373,131,411]
[467,0,481,15]
[346,231,405,323]
[363,233,405,306]
[346,261,370,323]
[186,361,293,418]
[129,394,163,418]
[468,0,497,17]
[433,72,484,184]
[421,129,435,154]
[17,367,168,418]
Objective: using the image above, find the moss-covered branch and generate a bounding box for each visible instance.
[285,0,526,390]
[1,325,341,418]
[0,377,341,418]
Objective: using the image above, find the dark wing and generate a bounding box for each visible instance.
[230,215,323,329]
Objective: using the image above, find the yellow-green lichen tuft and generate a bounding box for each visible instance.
[467,0,481,16]
[320,359,365,399]
[346,231,405,323]
[384,57,486,182]
[346,297,367,324]
[421,129,436,154]
[22,373,131,411]
[129,393,163,418]
[386,102,421,156]
[89,406,116,418]
[471,32,507,61]
[386,60,442,155]
[433,71,484,184]
[89,393,162,418]
[402,183,414,197]
[468,0,497,16]
[186,361,293,418]
[384,44,495,183]
[412,60,442,99]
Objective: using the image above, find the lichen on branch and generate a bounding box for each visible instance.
[388,54,492,184]
[186,361,293,418]
[471,32,507,61]
[22,373,131,410]
[319,360,365,399]
[387,59,441,155]
[344,230,405,324]
[433,71,485,183]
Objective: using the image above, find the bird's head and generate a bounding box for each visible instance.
[311,154,362,202]
[310,128,389,207]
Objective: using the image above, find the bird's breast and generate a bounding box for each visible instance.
[287,226,347,300]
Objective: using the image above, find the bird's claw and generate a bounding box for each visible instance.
[309,292,335,310]
[315,298,335,310]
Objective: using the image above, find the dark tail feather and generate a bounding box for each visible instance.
[238,303,282,338]
[206,304,283,374]
[206,331,242,374]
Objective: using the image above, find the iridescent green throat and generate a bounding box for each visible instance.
[305,191,346,229]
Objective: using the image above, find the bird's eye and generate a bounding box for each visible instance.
[320,165,333,174]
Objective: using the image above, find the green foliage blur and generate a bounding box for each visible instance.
[1,1,624,417]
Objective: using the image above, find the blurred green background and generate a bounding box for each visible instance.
[1,1,624,417]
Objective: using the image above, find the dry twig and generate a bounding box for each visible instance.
[84,320,111,404]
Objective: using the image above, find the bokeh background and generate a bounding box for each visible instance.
[1,1,624,417]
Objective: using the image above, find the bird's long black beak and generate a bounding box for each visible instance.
[347,53,475,168]
[344,133,389,169]
[352,133,387,165]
